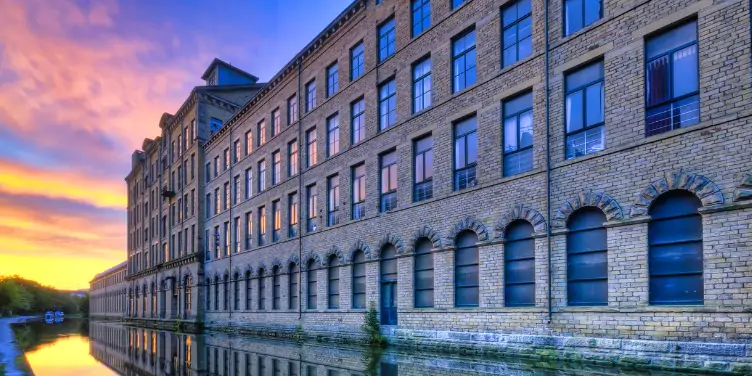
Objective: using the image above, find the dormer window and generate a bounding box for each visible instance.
[210,117,223,135]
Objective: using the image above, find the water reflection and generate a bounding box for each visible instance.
[20,320,691,376]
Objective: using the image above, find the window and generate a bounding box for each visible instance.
[272,151,281,185]
[214,188,220,215]
[351,42,365,80]
[233,140,240,164]
[233,273,240,310]
[288,95,298,125]
[245,271,252,309]
[307,260,317,309]
[379,79,397,130]
[327,114,340,157]
[205,162,211,182]
[270,108,280,137]
[213,225,219,258]
[245,168,252,199]
[245,131,253,155]
[452,29,476,92]
[378,18,396,62]
[413,135,433,202]
[327,63,339,97]
[504,220,535,307]
[306,128,317,168]
[414,238,434,308]
[649,191,703,305]
[328,256,340,309]
[257,120,266,146]
[288,140,298,177]
[306,80,316,112]
[412,57,432,113]
[352,250,366,309]
[224,182,230,210]
[272,200,281,242]
[351,98,366,144]
[503,92,534,176]
[452,0,465,9]
[223,221,230,256]
[210,117,223,134]
[380,244,398,323]
[567,208,608,306]
[214,156,219,177]
[245,211,252,249]
[306,184,317,232]
[352,164,366,220]
[288,192,299,238]
[380,151,398,212]
[214,277,220,310]
[454,116,477,190]
[645,21,699,136]
[258,269,266,310]
[502,0,532,67]
[289,262,299,309]
[564,0,602,36]
[412,0,431,37]
[565,61,605,159]
[258,160,266,192]
[455,231,479,307]
[272,266,281,310]
[327,175,340,226]
[258,206,266,246]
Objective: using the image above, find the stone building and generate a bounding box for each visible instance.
[94,0,752,371]
[89,261,127,319]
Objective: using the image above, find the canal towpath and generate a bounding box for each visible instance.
[0,316,38,376]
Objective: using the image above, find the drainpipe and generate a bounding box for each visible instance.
[229,118,234,321]
[296,57,304,320]
[544,0,553,324]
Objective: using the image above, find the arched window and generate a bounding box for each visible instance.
[414,238,434,308]
[205,278,211,311]
[272,266,281,310]
[184,276,192,316]
[258,268,266,310]
[142,285,147,317]
[328,255,340,309]
[455,231,479,307]
[213,277,220,311]
[223,274,229,310]
[649,191,703,305]
[352,250,366,309]
[245,271,252,310]
[289,263,299,310]
[134,287,139,317]
[380,244,398,324]
[504,220,535,307]
[151,283,157,317]
[233,272,240,310]
[567,208,608,306]
[307,260,317,309]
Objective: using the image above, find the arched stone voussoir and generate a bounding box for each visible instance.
[348,239,372,261]
[495,205,546,238]
[300,251,322,270]
[324,246,345,263]
[630,170,724,217]
[407,225,443,254]
[446,216,490,247]
[552,191,623,228]
[375,233,405,257]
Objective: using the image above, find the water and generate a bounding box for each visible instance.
[14,319,696,376]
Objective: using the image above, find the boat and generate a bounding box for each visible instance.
[54,310,64,323]
[44,311,54,324]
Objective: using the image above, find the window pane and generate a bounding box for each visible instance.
[519,111,533,148]
[568,279,607,305]
[503,27,517,50]
[505,259,535,284]
[456,246,478,265]
[646,55,670,107]
[567,228,607,254]
[674,94,700,128]
[424,150,433,178]
[648,216,702,245]
[519,35,532,60]
[455,138,466,168]
[504,148,533,176]
[584,0,601,26]
[566,90,584,132]
[415,154,424,182]
[466,132,478,164]
[506,284,535,306]
[456,286,479,306]
[568,252,607,280]
[414,270,434,290]
[672,45,698,97]
[415,290,434,308]
[504,117,518,152]
[649,274,703,304]
[564,0,583,35]
[646,21,697,59]
[649,242,703,275]
[585,82,604,126]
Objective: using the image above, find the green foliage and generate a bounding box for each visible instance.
[0,275,86,317]
[362,302,385,346]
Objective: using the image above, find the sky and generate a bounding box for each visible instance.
[0,0,352,290]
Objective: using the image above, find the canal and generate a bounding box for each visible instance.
[13,319,704,375]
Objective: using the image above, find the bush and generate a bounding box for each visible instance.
[362,302,385,346]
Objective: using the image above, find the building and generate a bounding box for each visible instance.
[95,0,752,371]
[89,261,127,319]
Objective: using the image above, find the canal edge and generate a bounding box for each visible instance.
[0,316,38,376]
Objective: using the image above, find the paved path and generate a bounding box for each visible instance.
[0,316,38,376]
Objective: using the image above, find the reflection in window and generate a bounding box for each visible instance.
[352,250,366,309]
[412,0,431,37]
[503,92,534,176]
[352,164,366,220]
[504,220,535,307]
[379,18,396,62]
[564,0,602,35]
[414,135,433,202]
[380,151,398,211]
[414,238,434,308]
[567,208,608,305]
[379,79,397,130]
[455,231,479,307]
[328,256,340,309]
[412,57,432,113]
[454,116,477,190]
[452,29,477,92]
[565,61,604,159]
[502,0,532,67]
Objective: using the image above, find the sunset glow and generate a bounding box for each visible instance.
[0,0,350,289]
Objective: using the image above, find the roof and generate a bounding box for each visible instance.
[201,57,260,82]
[91,261,127,281]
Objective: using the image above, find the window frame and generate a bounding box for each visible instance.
[413,134,433,202]
[326,62,339,98]
[305,80,317,112]
[411,0,431,38]
[379,78,397,131]
[453,116,478,191]
[326,113,340,157]
[566,208,608,306]
[502,91,534,176]
[378,18,396,63]
[451,28,477,93]
[327,256,340,309]
[412,56,432,114]
[351,98,366,144]
[379,150,398,212]
[350,41,365,80]
[563,0,603,36]
[352,163,366,220]
[564,61,605,159]
[501,0,533,68]
[327,175,340,226]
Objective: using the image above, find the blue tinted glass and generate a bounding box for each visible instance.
[566,91,584,132]
[585,82,604,126]
[505,284,534,306]
[649,191,701,219]
[564,0,583,35]
[505,92,532,114]
[505,220,534,240]
[672,45,698,97]
[646,21,697,59]
[650,274,703,304]
[584,0,601,26]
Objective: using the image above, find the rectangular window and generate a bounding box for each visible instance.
[502,0,532,67]
[205,163,211,183]
[327,63,339,97]
[223,221,230,256]
[258,160,266,192]
[257,120,266,146]
[245,168,252,199]
[327,175,340,226]
[452,29,477,92]
[351,98,366,144]
[205,230,210,260]
[503,92,534,176]
[223,148,230,171]
[213,157,219,177]
[288,140,298,177]
[245,212,252,249]
[223,182,230,210]
[380,151,398,212]
[271,108,281,137]
[414,134,433,202]
[412,57,432,113]
[191,119,196,141]
[351,42,365,80]
[645,21,699,136]
[272,150,281,185]
[452,0,465,9]
[378,18,396,62]
[412,0,431,37]
[258,206,266,246]
[213,226,220,259]
[564,0,602,36]
[233,217,240,253]
[288,192,299,238]
[214,188,220,215]
[306,184,317,232]
[206,193,212,218]
[306,128,317,168]
[190,153,195,180]
[327,114,340,157]
[352,164,366,220]
[288,95,298,125]
[272,200,281,242]
[306,80,316,112]
[233,140,240,164]
[245,131,253,155]
[565,61,605,159]
[454,116,478,190]
[379,79,397,131]
[233,175,239,205]
[210,117,223,134]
